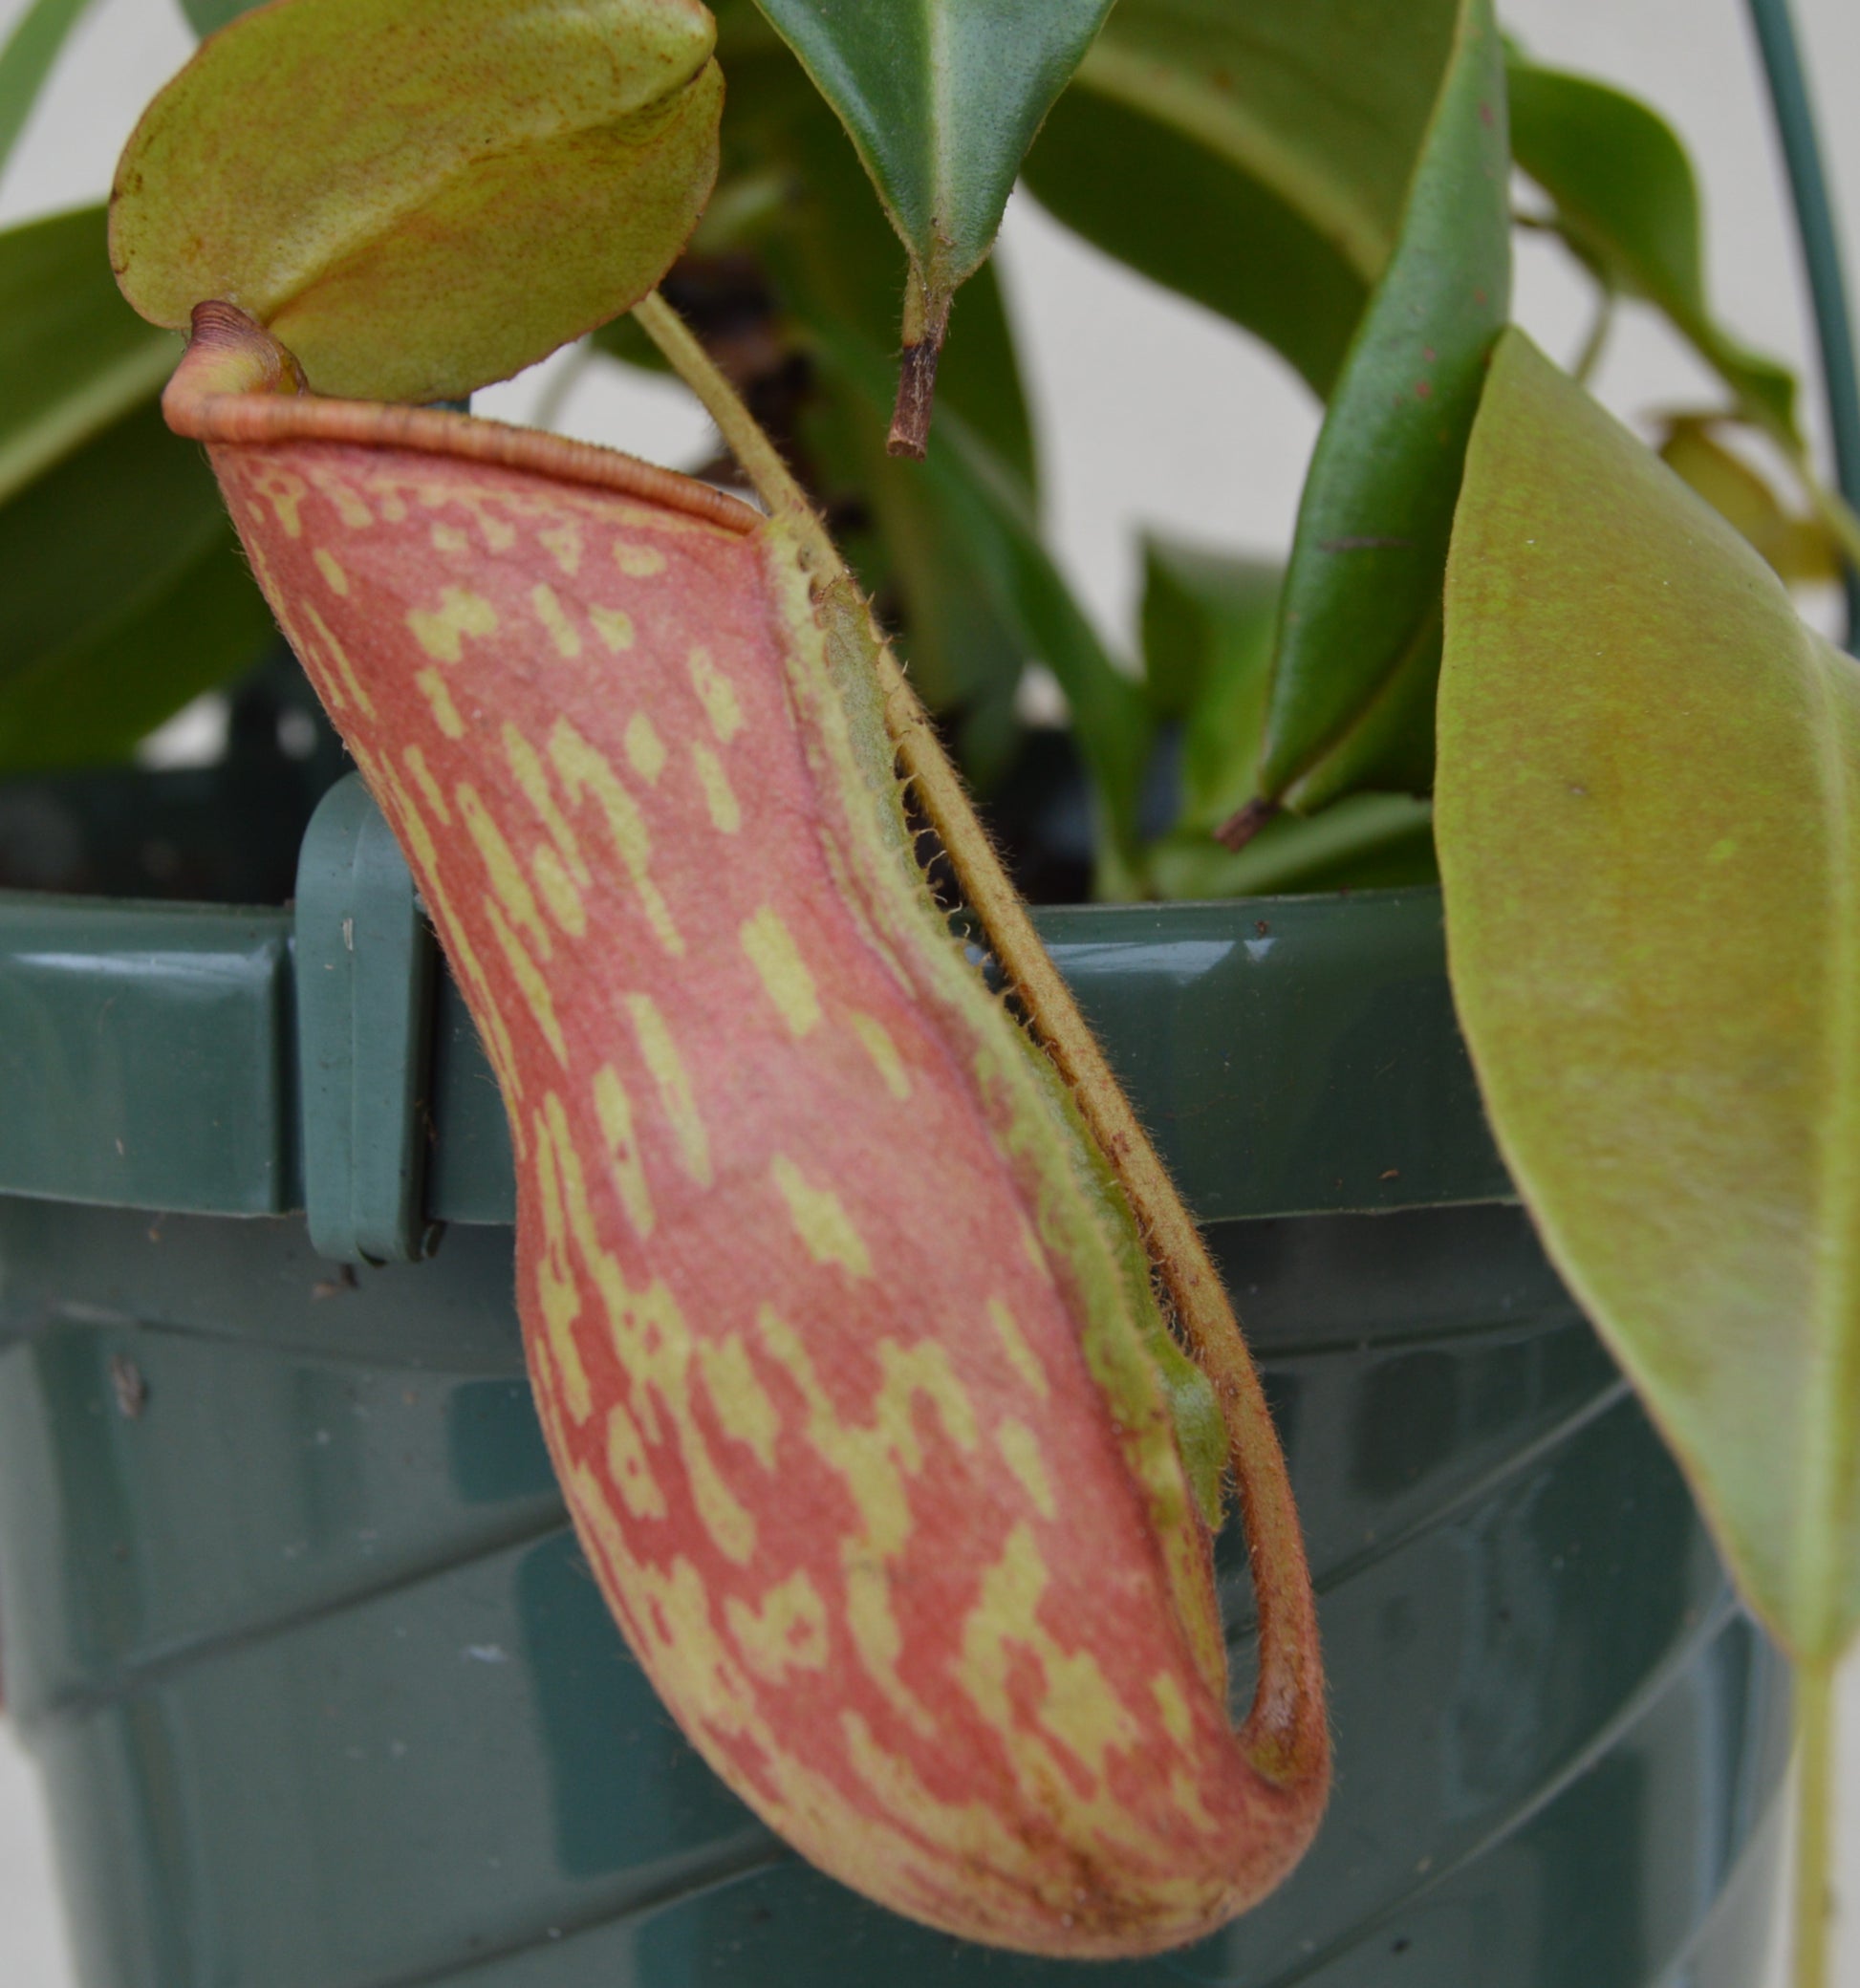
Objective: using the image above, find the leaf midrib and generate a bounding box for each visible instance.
[922,0,954,286]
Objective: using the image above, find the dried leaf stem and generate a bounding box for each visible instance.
[887,264,949,460]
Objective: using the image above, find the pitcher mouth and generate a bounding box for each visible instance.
[162,299,760,541]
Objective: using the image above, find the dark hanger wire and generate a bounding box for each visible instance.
[1744,0,1860,649]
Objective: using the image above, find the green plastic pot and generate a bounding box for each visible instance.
[0,777,1789,1987]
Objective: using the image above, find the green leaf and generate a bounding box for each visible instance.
[0,396,272,771]
[748,0,1114,449]
[1437,329,1860,1663]
[1139,537,1279,832]
[0,206,268,768]
[827,327,1030,789]
[0,0,96,175]
[0,526,273,772]
[112,0,723,404]
[1252,0,1509,817]
[1024,93,1359,401]
[1025,0,1460,399]
[178,0,262,33]
[0,205,175,508]
[1138,522,1438,897]
[919,404,1151,887]
[1507,57,1799,440]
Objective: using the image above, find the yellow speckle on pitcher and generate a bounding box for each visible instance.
[626,992,711,1187]
[770,1155,870,1280]
[406,585,498,664]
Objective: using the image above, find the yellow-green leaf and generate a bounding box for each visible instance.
[111,0,722,404]
[1438,328,1860,1664]
[1657,415,1838,587]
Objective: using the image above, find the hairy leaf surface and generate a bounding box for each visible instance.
[809,314,1152,883]
[706,32,1039,780]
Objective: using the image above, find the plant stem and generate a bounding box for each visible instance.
[1571,284,1616,388]
[632,286,1327,1784]
[634,292,810,513]
[1793,1658,1837,1988]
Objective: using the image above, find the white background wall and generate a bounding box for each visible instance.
[1,0,1856,1981]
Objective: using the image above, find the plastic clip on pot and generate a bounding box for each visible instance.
[293,772,441,1267]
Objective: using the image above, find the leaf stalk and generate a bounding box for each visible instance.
[1793,1658,1836,1988]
